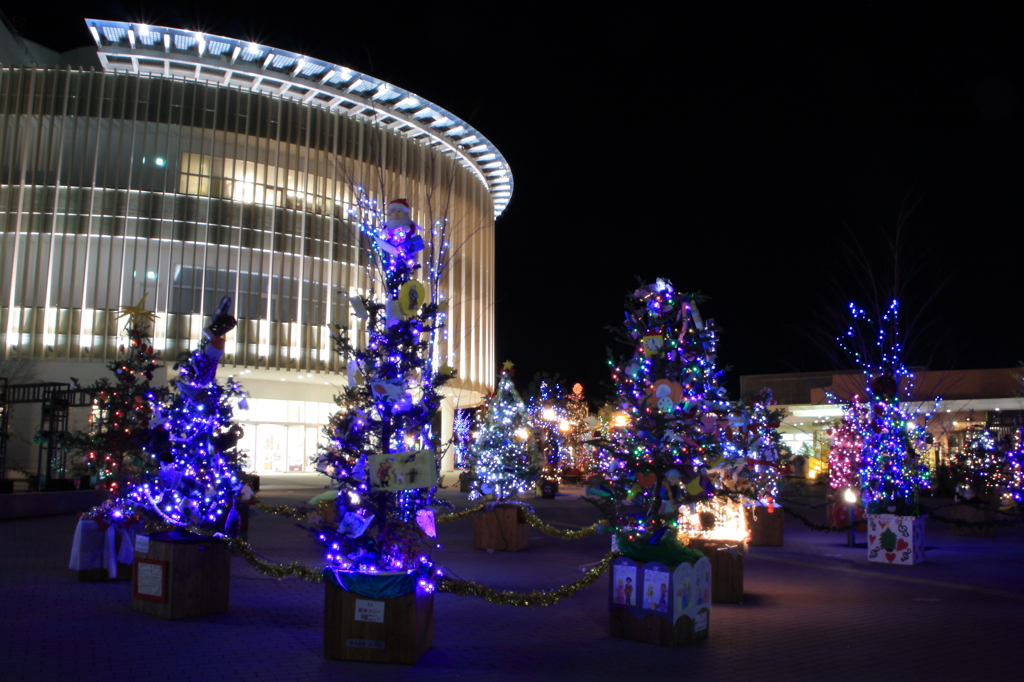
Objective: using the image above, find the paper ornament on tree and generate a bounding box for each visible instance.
[349,295,368,319]
[399,280,426,316]
[369,380,405,403]
[367,450,438,491]
[386,299,403,327]
[648,379,684,413]
[641,334,665,356]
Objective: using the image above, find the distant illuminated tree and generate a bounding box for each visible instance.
[828,396,867,492]
[950,429,1012,500]
[725,389,786,502]
[467,362,540,500]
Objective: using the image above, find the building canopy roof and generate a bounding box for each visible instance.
[84,18,512,217]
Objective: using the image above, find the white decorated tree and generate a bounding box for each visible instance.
[467,362,540,501]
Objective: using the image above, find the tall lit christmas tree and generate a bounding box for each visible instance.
[466,362,540,501]
[70,297,165,513]
[316,196,454,576]
[591,278,730,560]
[837,300,934,514]
[129,297,248,531]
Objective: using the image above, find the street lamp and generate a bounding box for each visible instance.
[843,487,858,547]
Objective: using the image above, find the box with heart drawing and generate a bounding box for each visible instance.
[866,513,925,566]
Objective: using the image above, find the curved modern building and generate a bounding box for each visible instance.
[0,18,508,474]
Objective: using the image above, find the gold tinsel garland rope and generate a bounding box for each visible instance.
[435,503,489,523]
[152,520,620,598]
[225,536,325,583]
[252,496,604,540]
[437,551,622,606]
[436,503,603,539]
[251,496,314,519]
[518,508,603,539]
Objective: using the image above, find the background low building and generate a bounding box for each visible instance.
[741,368,1024,481]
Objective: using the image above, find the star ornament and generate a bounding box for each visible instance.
[502,360,515,370]
[118,294,158,325]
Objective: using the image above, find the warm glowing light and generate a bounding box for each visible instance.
[677,497,748,543]
[542,407,556,421]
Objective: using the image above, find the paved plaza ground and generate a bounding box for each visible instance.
[2,474,1022,681]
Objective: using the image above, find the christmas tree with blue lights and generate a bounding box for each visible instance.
[590,278,729,562]
[129,297,248,531]
[467,362,540,501]
[837,300,933,515]
[315,197,454,578]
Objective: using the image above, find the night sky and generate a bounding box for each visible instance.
[9,3,1024,402]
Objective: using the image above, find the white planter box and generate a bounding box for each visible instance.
[866,513,925,565]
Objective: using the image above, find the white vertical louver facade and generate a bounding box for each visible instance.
[0,64,496,400]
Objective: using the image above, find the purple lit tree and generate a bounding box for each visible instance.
[836,300,933,514]
[129,297,248,531]
[315,196,455,577]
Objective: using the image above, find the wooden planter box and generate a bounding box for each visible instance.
[539,479,558,499]
[608,556,711,647]
[324,572,434,664]
[950,503,997,537]
[473,504,529,552]
[745,503,784,546]
[686,539,744,603]
[867,513,925,565]
[131,532,231,619]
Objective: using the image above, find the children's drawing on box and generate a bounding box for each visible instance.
[677,580,691,612]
